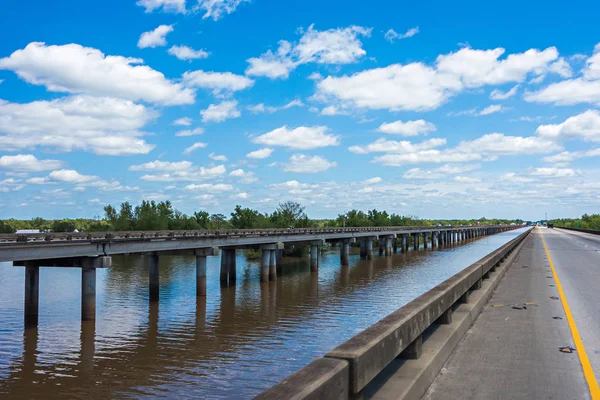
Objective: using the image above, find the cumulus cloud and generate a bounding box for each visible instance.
[252,125,340,149]
[478,104,506,115]
[0,96,156,155]
[403,164,480,179]
[535,110,600,142]
[542,149,600,163]
[135,163,226,181]
[283,154,337,173]
[529,167,579,178]
[168,45,209,60]
[129,160,193,171]
[489,85,519,100]
[348,137,446,154]
[0,154,64,171]
[246,148,274,159]
[183,142,208,154]
[378,119,436,136]
[185,183,234,192]
[246,24,371,79]
[314,46,559,112]
[182,70,254,96]
[247,99,303,114]
[137,0,186,13]
[384,27,419,43]
[363,177,382,184]
[173,117,192,126]
[200,100,240,123]
[229,168,257,183]
[0,42,194,105]
[308,72,324,80]
[209,152,228,161]
[138,25,174,48]
[176,127,204,136]
[194,0,249,21]
[455,133,560,155]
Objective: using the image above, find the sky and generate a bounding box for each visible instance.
[0,0,599,221]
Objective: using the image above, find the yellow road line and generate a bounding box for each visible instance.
[541,230,600,399]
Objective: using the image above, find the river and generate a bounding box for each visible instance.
[0,227,527,399]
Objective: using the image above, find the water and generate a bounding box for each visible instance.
[0,228,527,399]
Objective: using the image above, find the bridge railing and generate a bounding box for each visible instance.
[555,226,600,235]
[255,228,531,400]
[0,224,510,245]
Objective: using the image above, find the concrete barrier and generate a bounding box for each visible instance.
[557,226,600,235]
[255,229,531,400]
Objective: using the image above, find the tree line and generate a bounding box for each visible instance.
[0,199,523,233]
[550,214,600,230]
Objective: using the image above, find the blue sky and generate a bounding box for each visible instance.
[1,0,599,221]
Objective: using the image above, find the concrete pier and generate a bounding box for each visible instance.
[360,239,367,259]
[340,240,350,266]
[24,264,39,325]
[385,237,393,256]
[423,232,429,249]
[196,255,207,297]
[378,240,385,256]
[220,249,236,286]
[401,235,408,253]
[432,232,438,249]
[269,250,277,281]
[310,245,319,272]
[393,238,398,253]
[148,254,159,301]
[366,238,373,260]
[81,265,96,321]
[413,234,419,251]
[261,250,270,282]
[229,249,237,284]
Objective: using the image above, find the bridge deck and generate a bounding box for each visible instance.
[421,228,599,400]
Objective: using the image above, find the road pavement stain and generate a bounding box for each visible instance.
[559,346,576,354]
[553,316,563,320]
[550,296,560,300]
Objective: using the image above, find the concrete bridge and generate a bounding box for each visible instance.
[0,225,514,326]
[256,227,600,400]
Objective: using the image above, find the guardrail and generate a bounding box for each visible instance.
[556,226,600,235]
[0,225,509,245]
[255,228,531,400]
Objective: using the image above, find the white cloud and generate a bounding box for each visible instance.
[231,192,249,199]
[246,24,371,79]
[315,46,559,112]
[348,137,446,154]
[200,100,240,123]
[194,0,248,21]
[378,119,436,136]
[384,27,419,43]
[363,177,382,184]
[173,117,192,126]
[168,45,209,60]
[176,127,205,136]
[129,160,193,171]
[247,99,303,114]
[373,150,481,167]
[455,133,560,155]
[139,164,226,181]
[49,169,97,183]
[524,79,600,105]
[137,0,186,13]
[535,110,600,142]
[0,154,63,171]
[185,183,234,192]
[489,85,519,100]
[138,25,174,49]
[183,142,208,154]
[252,125,340,149]
[0,96,156,155]
[182,70,254,96]
[529,167,578,178]
[0,42,194,105]
[542,149,600,163]
[283,154,337,173]
[229,168,257,183]
[308,72,324,80]
[319,105,350,116]
[403,164,480,179]
[583,47,600,80]
[501,172,534,183]
[478,104,506,115]
[209,152,228,161]
[548,58,573,78]
[453,176,481,183]
[246,148,273,159]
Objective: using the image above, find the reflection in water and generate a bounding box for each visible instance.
[0,229,526,399]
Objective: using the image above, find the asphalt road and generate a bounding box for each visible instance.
[423,227,598,400]
[544,228,600,377]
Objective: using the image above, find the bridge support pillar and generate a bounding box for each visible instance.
[269,250,277,281]
[393,238,398,253]
[340,240,350,266]
[194,247,217,296]
[220,249,237,286]
[81,264,96,321]
[436,308,453,325]
[400,334,423,360]
[413,234,419,251]
[24,264,39,326]
[378,240,384,256]
[401,234,408,253]
[261,250,270,282]
[385,237,393,256]
[423,232,429,249]
[359,239,366,259]
[148,254,160,301]
[366,238,373,260]
[310,245,319,272]
[432,232,438,249]
[276,249,283,275]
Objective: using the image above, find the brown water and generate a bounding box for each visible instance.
[0,228,526,399]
